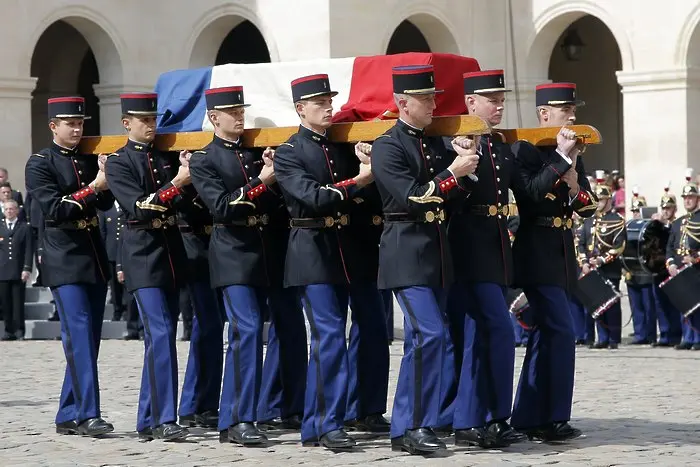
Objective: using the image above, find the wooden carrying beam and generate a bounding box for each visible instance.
[78,116,601,154]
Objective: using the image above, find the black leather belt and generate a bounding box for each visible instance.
[534,216,573,229]
[384,210,446,223]
[470,204,511,217]
[290,215,350,229]
[215,214,270,228]
[128,216,176,230]
[179,225,214,235]
[46,217,98,230]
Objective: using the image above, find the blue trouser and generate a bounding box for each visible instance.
[450,282,515,430]
[391,286,455,438]
[569,295,593,342]
[179,280,225,417]
[133,287,180,431]
[681,312,700,345]
[300,284,351,442]
[257,286,308,421]
[511,286,576,430]
[595,279,622,344]
[627,283,656,343]
[653,280,682,344]
[218,285,265,431]
[52,283,107,424]
[346,282,390,422]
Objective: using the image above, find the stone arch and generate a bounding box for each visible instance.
[677,3,700,67]
[187,5,278,68]
[525,0,633,77]
[382,11,460,55]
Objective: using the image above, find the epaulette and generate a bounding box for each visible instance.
[31,153,45,158]
[280,142,294,148]
[107,152,119,157]
[193,150,207,154]
[493,131,506,143]
[376,134,391,139]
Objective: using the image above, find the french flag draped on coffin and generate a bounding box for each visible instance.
[153,52,481,132]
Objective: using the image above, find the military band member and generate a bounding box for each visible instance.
[652,185,682,346]
[510,83,594,441]
[105,92,191,441]
[188,86,279,445]
[579,172,626,349]
[25,96,115,436]
[665,171,700,350]
[446,69,525,448]
[570,214,594,345]
[177,116,224,429]
[626,189,657,345]
[274,74,388,450]
[98,201,126,321]
[371,65,479,454]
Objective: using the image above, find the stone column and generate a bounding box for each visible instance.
[504,76,549,129]
[93,84,155,136]
[616,68,698,214]
[0,77,37,192]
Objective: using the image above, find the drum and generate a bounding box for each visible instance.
[659,264,700,317]
[621,219,670,275]
[573,269,622,319]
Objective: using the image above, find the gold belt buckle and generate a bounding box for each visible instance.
[565,218,573,229]
[324,216,334,228]
[372,215,383,226]
[247,216,259,227]
[553,217,563,228]
[76,219,87,229]
[488,205,498,217]
[425,211,436,222]
[204,225,213,235]
[89,217,98,227]
[500,205,510,216]
[339,214,349,226]
[151,218,163,229]
[437,210,446,222]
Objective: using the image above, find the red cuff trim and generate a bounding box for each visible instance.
[439,175,458,193]
[158,185,181,203]
[548,165,562,176]
[334,179,356,189]
[72,186,95,202]
[577,190,591,204]
[246,183,268,200]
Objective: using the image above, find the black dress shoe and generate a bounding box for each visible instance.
[392,427,446,454]
[486,420,527,445]
[1,333,17,341]
[345,414,390,433]
[522,422,582,442]
[675,342,692,350]
[138,427,153,440]
[77,417,114,437]
[318,429,355,450]
[258,414,302,431]
[56,420,78,435]
[653,341,672,347]
[180,410,219,429]
[152,422,189,441]
[111,312,123,322]
[220,422,267,445]
[692,344,700,350]
[432,424,453,436]
[589,342,609,349]
[609,343,619,350]
[122,332,140,341]
[574,339,586,345]
[454,427,487,447]
[629,339,649,345]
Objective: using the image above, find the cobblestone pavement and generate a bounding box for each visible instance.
[0,339,698,467]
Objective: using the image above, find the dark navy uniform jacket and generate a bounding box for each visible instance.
[98,203,125,264]
[105,139,191,292]
[511,142,595,292]
[176,185,213,281]
[274,126,374,287]
[189,135,280,289]
[371,119,465,290]
[447,133,521,286]
[25,142,114,287]
[0,221,33,281]
[665,211,700,269]
[580,209,627,281]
